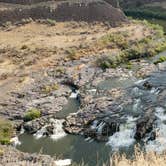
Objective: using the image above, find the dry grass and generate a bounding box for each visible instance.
[110,148,166,166]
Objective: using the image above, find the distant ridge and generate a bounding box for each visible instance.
[0,0,127,26]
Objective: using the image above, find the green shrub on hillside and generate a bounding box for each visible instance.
[46,19,56,26]
[100,33,129,49]
[154,56,166,65]
[24,108,41,122]
[0,118,13,145]
[96,54,122,69]
[42,83,59,94]
[96,22,166,69]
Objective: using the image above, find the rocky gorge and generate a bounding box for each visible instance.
[0,0,166,165]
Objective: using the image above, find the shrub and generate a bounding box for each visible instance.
[96,54,122,69]
[154,56,166,65]
[21,45,28,50]
[46,19,56,26]
[0,118,13,145]
[66,49,77,60]
[42,83,59,94]
[100,33,129,49]
[24,108,41,122]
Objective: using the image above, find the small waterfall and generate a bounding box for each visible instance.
[69,90,79,98]
[90,120,98,129]
[106,116,136,150]
[34,126,47,139]
[50,119,67,140]
[34,119,67,140]
[20,126,25,134]
[146,107,166,153]
[97,121,106,134]
[10,137,21,147]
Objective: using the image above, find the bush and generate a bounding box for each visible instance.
[0,118,13,145]
[46,19,56,26]
[154,56,166,65]
[96,54,122,69]
[24,108,41,122]
[42,83,59,94]
[100,33,129,49]
[66,49,77,60]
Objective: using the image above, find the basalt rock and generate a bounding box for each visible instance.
[0,0,127,26]
[134,111,157,140]
[84,118,120,141]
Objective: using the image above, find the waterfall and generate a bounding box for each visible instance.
[69,90,79,98]
[106,116,136,150]
[10,137,21,147]
[34,119,67,140]
[146,107,166,153]
[50,119,67,140]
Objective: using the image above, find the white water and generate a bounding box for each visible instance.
[132,99,141,112]
[54,159,72,166]
[146,107,166,153]
[34,126,47,139]
[106,129,135,150]
[69,91,79,98]
[34,119,67,140]
[50,119,67,140]
[10,137,21,147]
[155,107,166,122]
[134,79,147,85]
[106,116,136,150]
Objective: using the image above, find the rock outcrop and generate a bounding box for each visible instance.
[0,0,127,26]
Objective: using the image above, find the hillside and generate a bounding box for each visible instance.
[0,0,127,26]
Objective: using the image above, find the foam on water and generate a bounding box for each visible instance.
[54,159,72,166]
[150,87,160,94]
[106,116,136,150]
[34,126,47,139]
[106,129,135,150]
[146,124,166,153]
[155,107,166,122]
[146,107,166,153]
[69,91,79,98]
[132,99,141,112]
[34,119,67,140]
[10,137,21,147]
[50,119,67,141]
[134,79,147,85]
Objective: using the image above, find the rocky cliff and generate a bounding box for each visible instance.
[0,0,127,26]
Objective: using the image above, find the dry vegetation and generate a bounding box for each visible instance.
[110,149,166,166]
[0,21,154,101]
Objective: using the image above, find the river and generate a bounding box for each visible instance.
[16,20,166,166]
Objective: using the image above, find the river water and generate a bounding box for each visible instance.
[16,20,166,165]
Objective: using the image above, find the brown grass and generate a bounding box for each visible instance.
[110,148,166,166]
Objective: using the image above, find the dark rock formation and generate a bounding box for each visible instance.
[134,111,157,140]
[0,0,127,26]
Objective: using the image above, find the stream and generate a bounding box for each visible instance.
[16,18,166,165]
[17,52,166,166]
